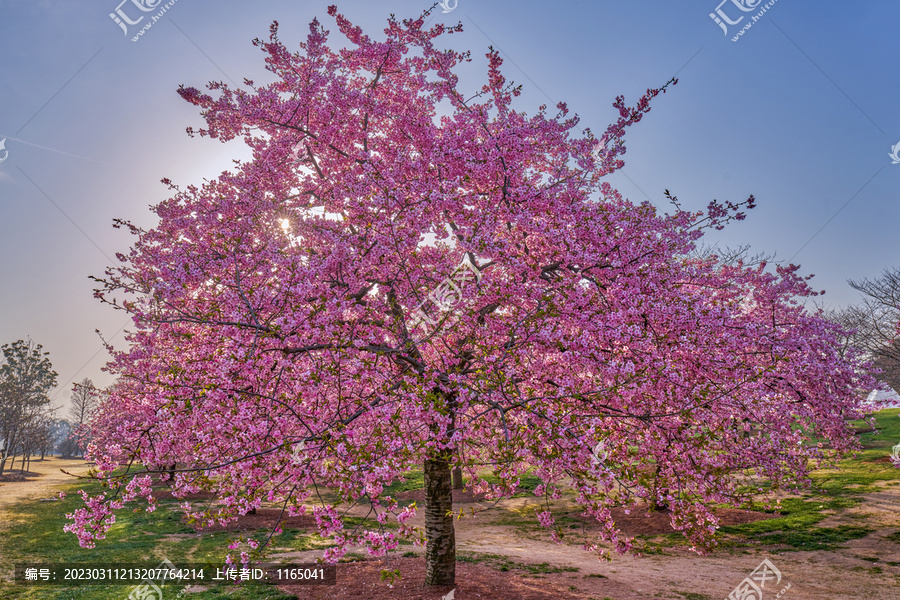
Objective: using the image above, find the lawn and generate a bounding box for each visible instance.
[1,408,898,599]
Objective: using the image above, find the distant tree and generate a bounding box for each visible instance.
[66,378,99,457]
[0,340,57,475]
[689,243,777,270]
[69,378,98,427]
[19,412,55,468]
[841,268,900,392]
[34,413,55,461]
[50,419,79,458]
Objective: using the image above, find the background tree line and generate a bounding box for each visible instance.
[0,337,98,475]
[831,267,900,394]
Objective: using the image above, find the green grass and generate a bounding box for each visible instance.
[381,468,543,499]
[479,470,543,496]
[457,551,578,575]
[152,585,298,600]
[716,409,900,551]
[727,523,873,551]
[3,409,899,596]
[381,470,426,496]
[716,484,870,551]
[884,531,900,543]
[804,408,900,497]
[0,476,312,599]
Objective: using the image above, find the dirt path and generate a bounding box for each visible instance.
[456,525,900,599]
[5,460,900,599]
[0,458,92,525]
[447,489,900,600]
[270,488,900,600]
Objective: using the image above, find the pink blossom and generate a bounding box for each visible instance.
[68,4,880,571]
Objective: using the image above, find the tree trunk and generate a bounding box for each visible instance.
[452,466,463,490]
[424,454,455,586]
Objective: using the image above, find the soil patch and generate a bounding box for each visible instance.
[0,458,91,516]
[184,507,317,533]
[280,556,582,600]
[395,488,487,504]
[154,488,219,501]
[591,505,776,537]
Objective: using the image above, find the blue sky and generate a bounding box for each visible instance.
[1,0,897,409]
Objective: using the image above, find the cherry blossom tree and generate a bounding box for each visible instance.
[72,5,877,586]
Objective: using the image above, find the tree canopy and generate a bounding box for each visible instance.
[73,5,877,585]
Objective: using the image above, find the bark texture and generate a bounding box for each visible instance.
[452,465,464,490]
[424,454,455,586]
